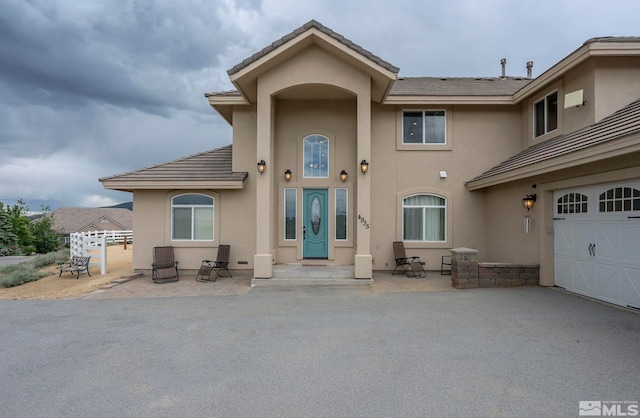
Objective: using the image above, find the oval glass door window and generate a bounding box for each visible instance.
[310,196,321,235]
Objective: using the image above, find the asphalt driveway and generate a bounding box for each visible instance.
[1,286,638,417]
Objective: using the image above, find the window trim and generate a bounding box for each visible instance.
[531,85,561,141]
[401,193,447,243]
[166,191,218,245]
[402,110,447,145]
[171,193,215,241]
[532,89,560,139]
[396,107,452,151]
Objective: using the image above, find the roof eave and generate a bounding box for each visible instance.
[465,134,640,190]
[513,41,640,102]
[384,95,516,105]
[205,94,248,125]
[229,27,398,103]
[100,178,248,192]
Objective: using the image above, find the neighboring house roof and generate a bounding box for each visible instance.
[466,98,640,190]
[52,207,132,234]
[99,145,248,191]
[227,19,400,76]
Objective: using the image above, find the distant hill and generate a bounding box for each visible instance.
[102,202,133,211]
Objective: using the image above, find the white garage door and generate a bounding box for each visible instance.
[554,181,640,309]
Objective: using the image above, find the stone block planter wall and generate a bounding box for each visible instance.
[450,248,539,289]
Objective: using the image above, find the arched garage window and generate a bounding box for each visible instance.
[403,194,446,241]
[172,194,214,240]
[599,187,640,212]
[557,193,588,214]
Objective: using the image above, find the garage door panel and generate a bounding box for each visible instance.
[574,259,596,295]
[595,262,619,304]
[554,255,573,289]
[621,224,640,263]
[620,266,640,309]
[595,223,618,259]
[554,223,573,254]
[554,182,640,309]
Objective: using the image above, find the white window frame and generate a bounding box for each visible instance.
[284,188,297,241]
[402,110,446,144]
[335,188,348,241]
[402,194,447,242]
[533,90,558,138]
[171,193,214,241]
[303,134,330,178]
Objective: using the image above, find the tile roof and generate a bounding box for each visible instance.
[205,77,533,99]
[390,77,532,96]
[583,36,640,45]
[52,207,132,233]
[227,19,399,76]
[99,145,248,183]
[468,98,640,184]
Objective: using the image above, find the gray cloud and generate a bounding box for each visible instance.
[1,0,640,211]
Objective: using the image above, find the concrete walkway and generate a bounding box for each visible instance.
[84,270,455,299]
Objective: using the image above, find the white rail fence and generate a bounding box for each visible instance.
[69,230,133,275]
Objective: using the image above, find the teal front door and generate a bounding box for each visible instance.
[303,189,329,259]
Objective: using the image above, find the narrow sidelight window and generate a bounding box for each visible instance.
[284,188,297,240]
[335,188,348,240]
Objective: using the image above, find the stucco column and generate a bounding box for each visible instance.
[354,90,372,279]
[254,90,273,278]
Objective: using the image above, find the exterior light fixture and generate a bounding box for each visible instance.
[284,169,292,182]
[257,160,266,174]
[339,170,348,182]
[522,194,537,211]
[360,160,369,174]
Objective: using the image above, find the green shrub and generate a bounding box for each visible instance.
[0,249,70,288]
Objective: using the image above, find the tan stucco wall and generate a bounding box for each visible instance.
[127,39,640,279]
[522,56,640,148]
[594,56,640,122]
[483,152,640,286]
[370,104,523,270]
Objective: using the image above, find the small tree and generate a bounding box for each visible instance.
[29,207,60,254]
[7,199,35,254]
[0,202,20,255]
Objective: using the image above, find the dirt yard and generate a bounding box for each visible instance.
[0,245,134,300]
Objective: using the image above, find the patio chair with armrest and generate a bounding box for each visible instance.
[152,246,179,283]
[392,241,426,276]
[196,245,232,282]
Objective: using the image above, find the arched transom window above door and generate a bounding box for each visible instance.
[303,134,329,178]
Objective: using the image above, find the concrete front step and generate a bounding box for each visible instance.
[251,277,374,287]
[251,264,373,287]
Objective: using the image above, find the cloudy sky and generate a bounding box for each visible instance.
[1,0,640,212]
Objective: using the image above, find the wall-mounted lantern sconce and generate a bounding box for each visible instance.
[284,169,292,182]
[522,194,537,211]
[339,170,348,182]
[360,160,369,174]
[257,160,266,175]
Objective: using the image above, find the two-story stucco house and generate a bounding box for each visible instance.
[100,20,640,308]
